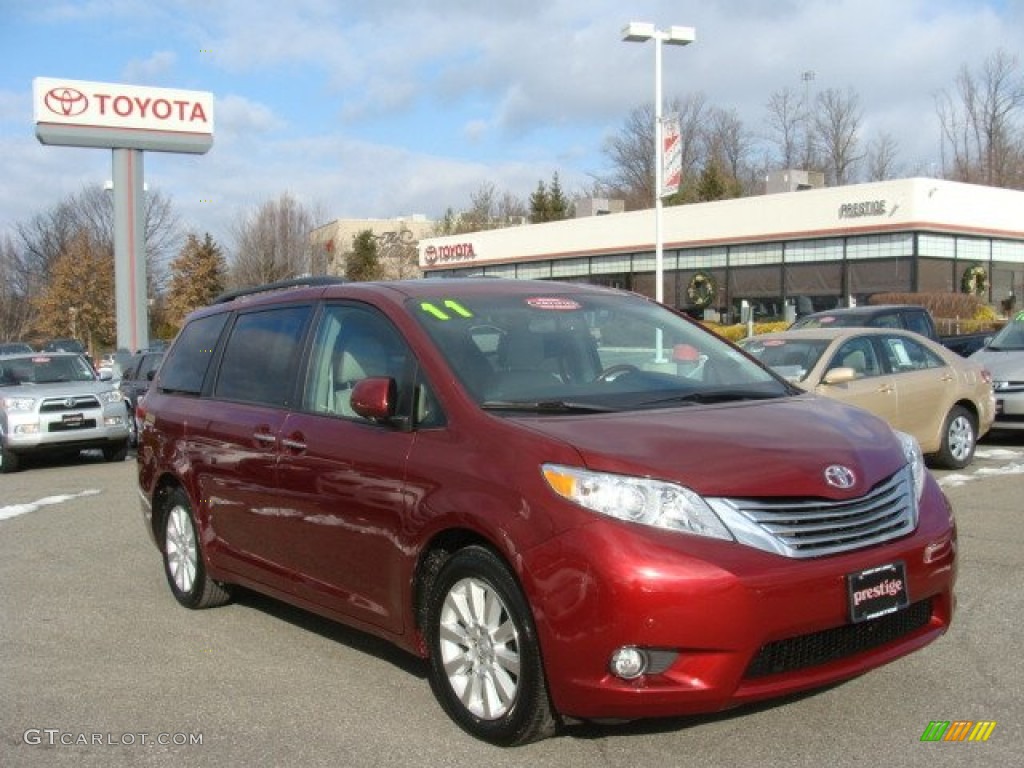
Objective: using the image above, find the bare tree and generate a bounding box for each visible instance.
[764,87,807,169]
[600,94,708,209]
[12,184,180,343]
[936,49,1024,187]
[0,235,35,342]
[229,192,319,287]
[704,107,755,192]
[864,132,902,181]
[433,183,529,235]
[813,87,863,185]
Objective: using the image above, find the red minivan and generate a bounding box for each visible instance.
[137,277,956,745]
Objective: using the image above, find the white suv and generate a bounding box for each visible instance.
[0,352,130,473]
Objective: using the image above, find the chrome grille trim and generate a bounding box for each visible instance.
[708,467,917,559]
[40,395,101,412]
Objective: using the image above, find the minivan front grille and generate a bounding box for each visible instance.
[709,467,916,558]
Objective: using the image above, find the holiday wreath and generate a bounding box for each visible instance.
[960,265,988,296]
[687,271,717,308]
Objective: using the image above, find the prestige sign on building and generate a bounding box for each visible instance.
[33,77,213,153]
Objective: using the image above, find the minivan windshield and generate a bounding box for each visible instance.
[408,289,789,412]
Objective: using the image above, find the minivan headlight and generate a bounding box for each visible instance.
[542,464,733,541]
[2,396,37,412]
[894,430,925,502]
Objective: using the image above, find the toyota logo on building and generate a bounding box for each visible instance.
[424,245,438,265]
[44,87,89,117]
[824,464,856,489]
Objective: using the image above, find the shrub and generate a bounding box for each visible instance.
[703,321,789,342]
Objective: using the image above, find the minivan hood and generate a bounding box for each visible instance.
[510,396,905,499]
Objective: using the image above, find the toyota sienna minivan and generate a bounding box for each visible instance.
[137,277,956,745]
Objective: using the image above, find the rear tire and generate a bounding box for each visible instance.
[161,487,232,609]
[931,405,976,470]
[424,546,558,746]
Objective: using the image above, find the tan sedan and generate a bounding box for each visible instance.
[740,327,995,469]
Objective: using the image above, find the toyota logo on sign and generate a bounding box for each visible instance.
[824,465,856,490]
[44,87,89,117]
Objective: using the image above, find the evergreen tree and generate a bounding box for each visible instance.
[346,230,382,281]
[547,172,570,220]
[165,233,227,333]
[528,181,549,223]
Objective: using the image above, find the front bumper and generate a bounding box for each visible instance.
[523,479,956,720]
[992,390,1024,431]
[3,405,129,454]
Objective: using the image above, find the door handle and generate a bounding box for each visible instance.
[280,437,307,452]
[253,432,276,445]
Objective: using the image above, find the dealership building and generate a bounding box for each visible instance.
[417,177,1024,320]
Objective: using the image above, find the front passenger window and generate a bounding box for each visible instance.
[305,306,417,420]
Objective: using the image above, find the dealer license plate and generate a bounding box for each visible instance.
[846,561,908,623]
[62,412,85,428]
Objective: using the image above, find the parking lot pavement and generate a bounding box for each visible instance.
[932,432,1024,489]
[0,448,1021,768]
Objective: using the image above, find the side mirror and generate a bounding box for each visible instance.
[822,367,858,385]
[351,377,397,423]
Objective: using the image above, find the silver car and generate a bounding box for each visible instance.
[0,352,130,473]
[970,313,1024,433]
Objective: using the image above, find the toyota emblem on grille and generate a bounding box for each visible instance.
[64,398,76,408]
[824,465,856,489]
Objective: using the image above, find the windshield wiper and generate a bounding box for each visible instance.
[639,389,782,407]
[481,399,619,413]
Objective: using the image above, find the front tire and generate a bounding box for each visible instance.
[0,441,20,474]
[424,546,558,746]
[103,440,128,462]
[931,404,977,470]
[161,488,232,609]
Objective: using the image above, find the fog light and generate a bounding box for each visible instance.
[14,424,40,435]
[105,415,124,427]
[610,646,648,680]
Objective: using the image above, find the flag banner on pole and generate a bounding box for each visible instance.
[661,114,682,198]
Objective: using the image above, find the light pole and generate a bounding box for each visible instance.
[622,22,695,306]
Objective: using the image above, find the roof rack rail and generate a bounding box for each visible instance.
[213,276,348,304]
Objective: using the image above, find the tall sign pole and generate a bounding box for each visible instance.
[33,77,214,353]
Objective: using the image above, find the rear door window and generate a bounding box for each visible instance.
[158,313,229,395]
[214,306,312,407]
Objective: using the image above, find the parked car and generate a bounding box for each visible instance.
[0,342,35,355]
[118,351,163,445]
[0,351,130,473]
[970,312,1024,432]
[790,304,992,357]
[137,277,956,745]
[739,327,994,469]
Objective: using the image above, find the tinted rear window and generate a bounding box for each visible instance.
[159,313,229,395]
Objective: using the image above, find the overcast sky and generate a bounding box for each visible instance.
[1,0,1022,248]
